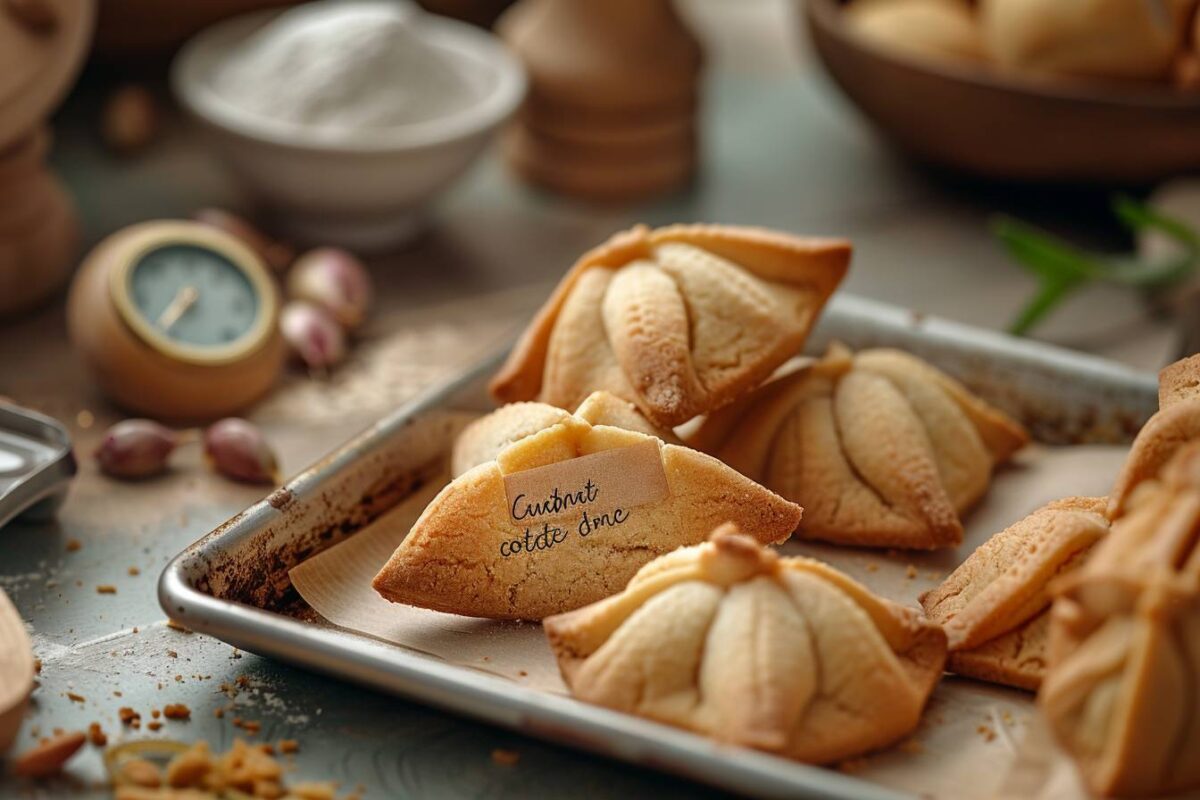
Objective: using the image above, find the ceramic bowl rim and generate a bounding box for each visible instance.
[170,4,527,155]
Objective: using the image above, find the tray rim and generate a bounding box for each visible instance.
[159,293,1161,800]
[0,403,77,530]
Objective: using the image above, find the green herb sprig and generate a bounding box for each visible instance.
[993,196,1200,336]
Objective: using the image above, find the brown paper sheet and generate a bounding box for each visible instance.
[288,440,1147,799]
[288,477,565,690]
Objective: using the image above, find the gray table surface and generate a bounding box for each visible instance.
[0,3,1183,797]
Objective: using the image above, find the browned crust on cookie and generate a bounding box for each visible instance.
[488,224,851,422]
[1159,353,1200,409]
[1108,398,1200,518]
[373,421,803,620]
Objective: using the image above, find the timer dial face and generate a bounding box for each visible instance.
[128,244,259,348]
[108,225,278,366]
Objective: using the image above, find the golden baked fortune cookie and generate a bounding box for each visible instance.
[691,344,1028,549]
[544,525,947,764]
[491,224,850,428]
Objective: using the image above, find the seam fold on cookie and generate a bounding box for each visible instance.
[373,411,802,620]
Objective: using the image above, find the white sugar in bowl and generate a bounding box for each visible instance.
[171,1,525,251]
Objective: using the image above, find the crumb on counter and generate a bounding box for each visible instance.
[163,703,191,720]
[96,584,117,594]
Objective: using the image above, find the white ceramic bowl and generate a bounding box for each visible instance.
[171,7,525,250]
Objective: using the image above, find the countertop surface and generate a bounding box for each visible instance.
[0,1,1183,797]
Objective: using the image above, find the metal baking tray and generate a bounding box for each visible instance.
[0,403,76,530]
[158,294,1159,800]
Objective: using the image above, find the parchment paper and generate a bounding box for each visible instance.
[289,440,1148,800]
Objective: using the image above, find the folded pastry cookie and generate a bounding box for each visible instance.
[1041,440,1200,798]
[451,391,677,478]
[690,344,1028,549]
[1109,353,1200,518]
[981,0,1196,80]
[920,497,1109,690]
[544,525,947,764]
[490,224,851,427]
[374,413,802,619]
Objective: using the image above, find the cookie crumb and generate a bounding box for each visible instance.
[279,739,299,754]
[976,724,996,742]
[128,566,140,576]
[87,723,107,747]
[66,691,85,703]
[147,720,163,731]
[65,539,82,552]
[232,717,261,735]
[491,748,520,766]
[163,703,191,720]
[865,562,879,573]
[905,564,918,579]
[166,619,192,633]
[96,584,117,594]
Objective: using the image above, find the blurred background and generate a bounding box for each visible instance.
[7,0,1200,406]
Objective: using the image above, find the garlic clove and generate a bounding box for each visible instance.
[192,208,295,273]
[95,419,179,479]
[203,418,280,485]
[280,301,347,372]
[287,248,372,330]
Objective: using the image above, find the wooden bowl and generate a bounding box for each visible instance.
[805,0,1200,184]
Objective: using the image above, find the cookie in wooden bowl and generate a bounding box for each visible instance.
[1041,440,1200,798]
[690,343,1028,549]
[920,496,1109,690]
[490,224,850,428]
[543,524,947,764]
[373,411,802,619]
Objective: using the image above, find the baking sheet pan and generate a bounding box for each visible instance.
[158,293,1160,800]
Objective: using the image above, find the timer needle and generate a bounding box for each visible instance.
[156,286,200,331]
